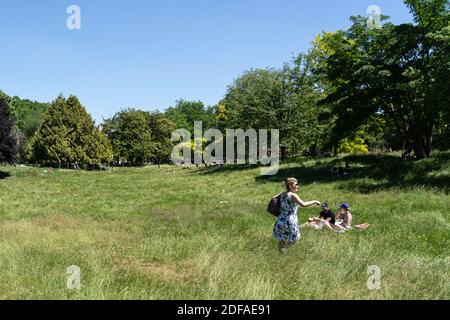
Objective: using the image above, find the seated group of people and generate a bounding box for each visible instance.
[305,203,354,233]
[331,163,351,177]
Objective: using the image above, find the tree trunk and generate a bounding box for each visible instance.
[409,120,433,159]
[333,141,339,157]
[424,123,434,158]
[412,142,426,160]
[280,146,287,162]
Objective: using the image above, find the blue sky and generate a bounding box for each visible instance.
[1,0,412,123]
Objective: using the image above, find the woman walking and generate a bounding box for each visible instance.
[273,177,321,254]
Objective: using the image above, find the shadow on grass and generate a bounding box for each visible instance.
[193,152,450,194]
[192,156,341,177]
[0,171,11,180]
[256,162,337,185]
[260,153,450,194]
[339,174,450,194]
[190,163,260,175]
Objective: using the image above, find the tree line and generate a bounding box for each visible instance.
[0,0,448,166]
[0,92,180,167]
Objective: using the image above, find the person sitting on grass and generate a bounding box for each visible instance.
[273,177,321,254]
[306,203,336,231]
[336,203,353,230]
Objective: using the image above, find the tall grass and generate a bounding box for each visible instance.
[0,152,448,299]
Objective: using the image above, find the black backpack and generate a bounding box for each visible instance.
[267,193,282,217]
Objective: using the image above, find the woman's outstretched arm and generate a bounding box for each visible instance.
[291,193,321,207]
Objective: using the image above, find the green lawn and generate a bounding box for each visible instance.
[0,153,449,299]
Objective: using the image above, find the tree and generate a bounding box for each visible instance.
[165,99,215,132]
[284,53,330,156]
[89,127,114,165]
[9,96,49,133]
[0,93,17,163]
[221,68,290,159]
[221,61,323,159]
[102,109,153,165]
[338,135,369,154]
[316,0,450,159]
[0,92,50,163]
[28,95,113,166]
[147,112,176,164]
[213,104,229,132]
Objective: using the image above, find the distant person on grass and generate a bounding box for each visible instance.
[273,178,321,254]
[336,203,353,230]
[306,202,369,232]
[306,203,336,231]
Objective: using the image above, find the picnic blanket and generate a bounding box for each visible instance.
[304,222,371,231]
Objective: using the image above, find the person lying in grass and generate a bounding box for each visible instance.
[273,177,321,254]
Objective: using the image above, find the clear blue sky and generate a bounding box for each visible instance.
[1,0,412,123]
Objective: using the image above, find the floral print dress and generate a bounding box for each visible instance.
[272,192,301,243]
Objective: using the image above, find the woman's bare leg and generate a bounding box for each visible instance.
[333,224,346,231]
[323,221,334,231]
[279,241,294,254]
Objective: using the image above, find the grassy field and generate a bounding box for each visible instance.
[0,152,449,300]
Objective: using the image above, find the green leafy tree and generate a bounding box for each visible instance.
[285,53,330,156]
[338,134,369,154]
[0,93,17,163]
[222,68,290,159]
[4,94,50,162]
[221,61,323,159]
[147,112,176,163]
[213,104,230,132]
[89,127,114,165]
[28,95,112,166]
[316,0,450,159]
[9,96,49,133]
[165,100,215,132]
[103,109,153,165]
